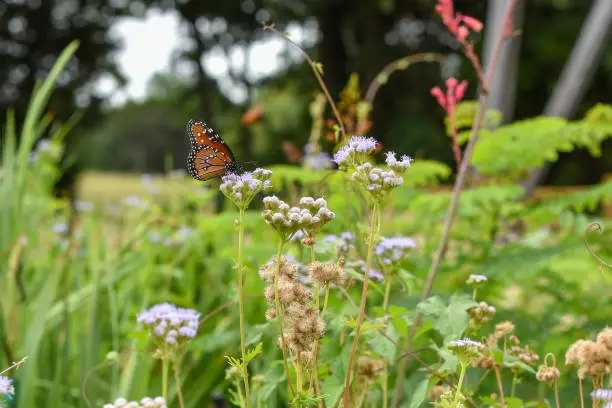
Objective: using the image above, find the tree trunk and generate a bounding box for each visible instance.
[522,0,612,197]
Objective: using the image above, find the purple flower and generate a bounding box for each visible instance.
[359,264,384,281]
[137,303,200,345]
[333,136,378,166]
[385,152,413,171]
[220,168,273,209]
[304,151,333,170]
[375,236,416,266]
[0,375,15,396]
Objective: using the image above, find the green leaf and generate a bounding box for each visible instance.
[321,374,344,406]
[417,294,477,340]
[368,322,400,361]
[408,377,429,408]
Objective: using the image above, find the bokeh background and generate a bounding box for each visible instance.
[2,0,611,199]
[2,1,612,408]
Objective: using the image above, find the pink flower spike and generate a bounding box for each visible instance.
[430,87,447,111]
[461,16,483,32]
[445,77,458,90]
[455,80,468,101]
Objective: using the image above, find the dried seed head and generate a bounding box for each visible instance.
[357,356,385,380]
[536,365,560,384]
[597,328,612,352]
[309,260,347,286]
[427,385,449,401]
[494,321,515,337]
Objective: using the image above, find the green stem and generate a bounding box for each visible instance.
[274,238,295,396]
[382,277,393,408]
[321,284,330,318]
[472,288,478,301]
[173,362,185,408]
[237,208,252,408]
[510,372,517,397]
[382,277,392,312]
[452,363,467,408]
[162,359,169,401]
[343,203,380,406]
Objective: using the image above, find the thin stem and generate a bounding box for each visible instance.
[237,208,252,408]
[510,372,517,397]
[162,359,169,401]
[343,203,379,406]
[274,238,295,396]
[452,363,467,408]
[296,353,304,392]
[173,363,185,408]
[382,277,392,312]
[390,3,520,406]
[493,366,505,407]
[321,284,331,318]
[381,277,393,408]
[554,379,560,408]
[263,24,346,142]
[579,377,585,408]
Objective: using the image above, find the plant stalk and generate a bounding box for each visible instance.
[343,203,379,406]
[274,238,295,396]
[237,208,252,408]
[390,2,520,405]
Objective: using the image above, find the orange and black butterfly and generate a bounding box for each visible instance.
[186,119,242,181]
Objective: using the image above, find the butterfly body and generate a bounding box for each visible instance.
[186,119,242,181]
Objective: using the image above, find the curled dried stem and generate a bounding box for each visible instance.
[584,222,611,279]
[263,23,346,142]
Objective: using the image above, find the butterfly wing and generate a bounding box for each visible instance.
[186,119,238,181]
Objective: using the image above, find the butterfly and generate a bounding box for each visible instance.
[186,119,242,181]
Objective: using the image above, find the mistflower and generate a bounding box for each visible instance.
[332,136,378,168]
[322,232,356,256]
[355,261,384,281]
[0,376,14,397]
[103,396,167,408]
[509,344,540,366]
[137,303,200,357]
[384,152,413,172]
[303,150,333,170]
[298,196,336,234]
[536,365,560,384]
[261,196,335,239]
[351,162,404,202]
[592,389,612,402]
[220,168,273,209]
[466,274,488,287]
[448,338,483,365]
[375,236,416,267]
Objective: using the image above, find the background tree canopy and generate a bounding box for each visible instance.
[1,0,611,187]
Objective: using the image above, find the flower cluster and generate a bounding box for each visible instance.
[259,256,325,356]
[466,274,487,286]
[0,376,14,398]
[261,196,335,239]
[566,328,612,379]
[322,232,356,257]
[309,260,346,286]
[384,152,413,172]
[434,0,483,45]
[351,162,404,202]
[536,364,560,384]
[592,389,612,403]
[431,78,468,116]
[303,143,333,170]
[103,397,166,408]
[332,136,377,168]
[448,338,483,365]
[220,168,273,209]
[137,303,200,357]
[468,301,496,327]
[375,236,416,267]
